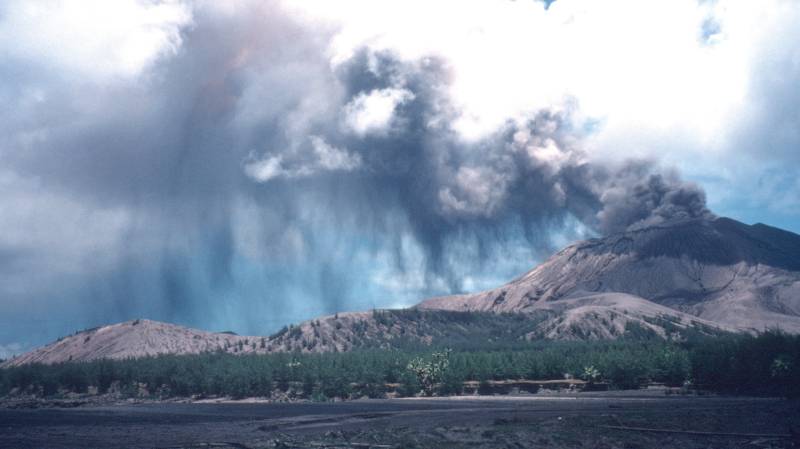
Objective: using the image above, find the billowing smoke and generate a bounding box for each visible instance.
[0,1,713,343]
[595,163,712,234]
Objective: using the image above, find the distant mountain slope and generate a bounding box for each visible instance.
[0,319,266,368]
[419,217,800,333]
[2,306,731,367]
[5,216,798,367]
[263,309,555,352]
[265,298,729,351]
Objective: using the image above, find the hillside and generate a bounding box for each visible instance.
[266,299,730,352]
[3,306,731,368]
[5,216,799,367]
[0,320,265,367]
[419,217,800,333]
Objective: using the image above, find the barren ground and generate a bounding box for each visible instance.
[2,391,799,449]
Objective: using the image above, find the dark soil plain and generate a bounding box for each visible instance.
[2,391,800,449]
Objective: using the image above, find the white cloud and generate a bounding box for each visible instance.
[438,166,511,218]
[311,136,362,171]
[287,0,800,224]
[245,136,361,182]
[343,87,414,135]
[0,0,192,80]
[244,155,297,182]
[286,1,782,148]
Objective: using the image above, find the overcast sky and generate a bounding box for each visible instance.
[1,0,798,355]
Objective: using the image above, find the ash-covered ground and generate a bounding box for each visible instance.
[2,391,799,449]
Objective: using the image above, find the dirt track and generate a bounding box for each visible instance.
[2,391,799,448]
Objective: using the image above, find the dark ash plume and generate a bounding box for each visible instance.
[594,162,713,234]
[0,0,713,341]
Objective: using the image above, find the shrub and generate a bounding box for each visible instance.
[581,365,601,383]
[397,370,421,397]
[437,371,464,396]
[407,349,451,396]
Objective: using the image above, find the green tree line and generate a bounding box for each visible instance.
[1,331,798,399]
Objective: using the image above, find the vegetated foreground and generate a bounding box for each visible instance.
[2,332,800,402]
[3,332,800,448]
[1,394,799,449]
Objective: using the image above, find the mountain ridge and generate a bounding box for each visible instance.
[4,216,799,367]
[419,217,800,332]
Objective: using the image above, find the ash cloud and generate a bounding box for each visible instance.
[595,163,713,234]
[0,1,712,342]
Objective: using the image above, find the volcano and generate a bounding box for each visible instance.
[5,216,800,366]
[419,216,800,333]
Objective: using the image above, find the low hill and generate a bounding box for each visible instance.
[0,319,265,367]
[2,305,730,367]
